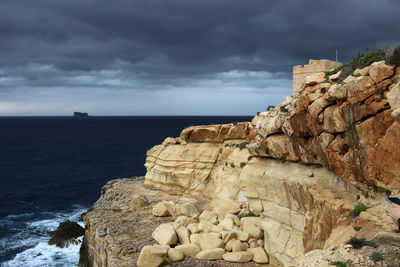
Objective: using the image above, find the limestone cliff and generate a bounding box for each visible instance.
[143,61,400,266]
[81,61,400,267]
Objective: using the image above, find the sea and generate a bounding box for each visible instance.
[0,116,251,267]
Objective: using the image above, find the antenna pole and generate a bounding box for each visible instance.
[336,49,338,62]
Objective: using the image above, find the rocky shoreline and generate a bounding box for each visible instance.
[78,177,283,267]
[79,60,400,266]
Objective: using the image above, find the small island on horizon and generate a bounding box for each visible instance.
[73,112,88,117]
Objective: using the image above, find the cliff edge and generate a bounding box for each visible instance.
[81,60,400,267]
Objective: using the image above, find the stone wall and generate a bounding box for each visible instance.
[293,59,342,95]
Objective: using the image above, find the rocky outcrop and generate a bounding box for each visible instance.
[142,61,400,266]
[251,61,400,191]
[80,177,284,267]
[48,220,84,248]
[81,61,400,267]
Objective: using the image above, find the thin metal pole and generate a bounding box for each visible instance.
[336,49,338,62]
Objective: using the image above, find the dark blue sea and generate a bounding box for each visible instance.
[0,116,251,266]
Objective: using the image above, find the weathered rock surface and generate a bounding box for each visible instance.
[168,248,184,262]
[83,61,400,267]
[250,61,400,192]
[152,223,178,245]
[80,178,277,267]
[137,245,169,267]
[195,248,225,260]
[48,220,84,248]
[223,251,254,262]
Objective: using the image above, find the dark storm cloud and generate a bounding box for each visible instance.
[0,0,399,115]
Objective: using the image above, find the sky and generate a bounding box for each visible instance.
[0,0,399,116]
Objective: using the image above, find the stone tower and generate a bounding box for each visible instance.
[293,59,342,95]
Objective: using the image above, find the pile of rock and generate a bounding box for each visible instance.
[137,200,269,267]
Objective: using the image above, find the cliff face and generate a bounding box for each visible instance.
[250,61,400,192]
[81,61,400,267]
[143,61,400,266]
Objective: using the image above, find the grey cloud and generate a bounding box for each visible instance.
[0,0,399,115]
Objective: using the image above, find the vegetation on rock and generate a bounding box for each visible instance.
[346,237,378,249]
[325,44,400,81]
[329,261,347,267]
[349,204,367,218]
[370,252,384,262]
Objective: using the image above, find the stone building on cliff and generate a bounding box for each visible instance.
[293,59,342,95]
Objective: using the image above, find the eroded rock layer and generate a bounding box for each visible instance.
[143,61,400,266]
[250,61,400,191]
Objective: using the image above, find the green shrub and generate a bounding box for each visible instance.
[248,155,254,161]
[266,105,275,111]
[257,112,260,116]
[337,49,387,81]
[370,252,384,262]
[238,142,248,150]
[353,226,361,231]
[225,162,228,166]
[240,162,247,168]
[325,65,344,79]
[386,45,400,66]
[329,261,347,267]
[346,237,378,249]
[349,204,367,218]
[230,162,235,168]
[280,105,289,112]
[373,185,391,196]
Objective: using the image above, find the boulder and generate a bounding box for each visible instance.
[369,61,395,83]
[174,225,190,244]
[225,213,241,226]
[195,248,225,260]
[329,71,341,81]
[131,194,149,208]
[152,223,178,245]
[168,248,184,262]
[174,215,190,227]
[234,231,250,242]
[175,244,201,257]
[214,201,241,219]
[248,247,269,264]
[190,233,219,246]
[137,245,169,267]
[198,220,213,233]
[304,72,326,87]
[199,210,217,221]
[199,235,224,250]
[225,238,236,251]
[152,202,170,217]
[354,66,370,76]
[242,220,263,239]
[219,218,234,231]
[164,199,201,219]
[221,231,236,243]
[232,240,247,252]
[187,223,199,234]
[223,251,253,263]
[388,81,400,123]
[48,220,85,248]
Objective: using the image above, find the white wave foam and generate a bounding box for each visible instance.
[3,237,82,267]
[1,206,88,267]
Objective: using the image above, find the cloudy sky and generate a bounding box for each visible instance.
[0,0,399,115]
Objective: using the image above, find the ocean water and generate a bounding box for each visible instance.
[0,116,251,266]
